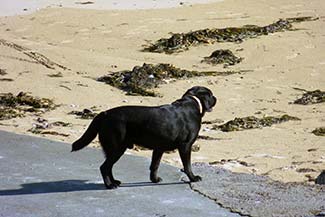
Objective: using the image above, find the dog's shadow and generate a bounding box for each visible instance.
[0,180,188,196]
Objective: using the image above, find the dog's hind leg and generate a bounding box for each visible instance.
[150,149,164,183]
[100,147,126,189]
[98,125,127,189]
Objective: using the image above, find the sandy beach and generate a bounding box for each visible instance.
[0,0,324,184]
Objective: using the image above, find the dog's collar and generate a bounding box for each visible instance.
[189,95,203,115]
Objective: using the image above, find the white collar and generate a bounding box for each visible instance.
[189,95,203,115]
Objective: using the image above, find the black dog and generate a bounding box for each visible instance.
[72,86,217,189]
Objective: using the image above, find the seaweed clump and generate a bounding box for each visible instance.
[28,118,71,137]
[97,63,240,96]
[68,108,98,119]
[312,127,325,136]
[0,68,7,75]
[0,92,57,120]
[293,90,325,105]
[213,114,301,132]
[202,49,243,67]
[143,17,317,54]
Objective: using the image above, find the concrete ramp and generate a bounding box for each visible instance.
[0,130,237,217]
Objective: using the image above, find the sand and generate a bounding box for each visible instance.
[0,0,324,184]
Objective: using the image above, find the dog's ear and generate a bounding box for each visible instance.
[182,86,200,98]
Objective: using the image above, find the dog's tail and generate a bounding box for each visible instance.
[71,112,105,152]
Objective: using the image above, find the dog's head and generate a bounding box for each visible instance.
[183,86,217,115]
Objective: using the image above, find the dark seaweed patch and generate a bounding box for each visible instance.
[296,168,317,173]
[52,121,72,127]
[0,69,7,75]
[293,90,325,105]
[143,17,317,54]
[28,127,69,137]
[0,78,14,82]
[97,63,245,96]
[0,108,23,120]
[28,118,71,136]
[0,92,57,120]
[0,92,55,109]
[68,108,98,119]
[213,114,301,132]
[75,1,94,5]
[209,159,254,167]
[191,143,200,152]
[47,72,63,78]
[202,49,243,67]
[197,135,219,140]
[312,127,325,136]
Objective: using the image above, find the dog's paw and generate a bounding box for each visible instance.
[190,175,202,182]
[151,176,163,183]
[105,183,119,190]
[113,179,122,186]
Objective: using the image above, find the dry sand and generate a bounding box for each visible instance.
[0,0,324,184]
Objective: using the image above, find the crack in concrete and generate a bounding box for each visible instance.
[188,182,251,217]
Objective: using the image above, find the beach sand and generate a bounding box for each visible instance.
[0,0,324,183]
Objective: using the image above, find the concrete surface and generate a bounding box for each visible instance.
[191,163,325,217]
[0,130,238,217]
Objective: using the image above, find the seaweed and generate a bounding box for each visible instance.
[209,159,254,167]
[47,72,63,78]
[52,121,72,127]
[293,90,325,105]
[312,127,325,136]
[296,168,317,173]
[0,108,24,120]
[97,63,245,96]
[191,143,200,152]
[0,68,7,75]
[0,92,57,120]
[197,135,219,140]
[28,118,71,136]
[0,92,55,109]
[68,108,98,119]
[28,127,69,137]
[202,49,243,67]
[143,16,318,54]
[213,114,301,132]
[39,131,69,137]
[75,1,94,4]
[0,78,14,82]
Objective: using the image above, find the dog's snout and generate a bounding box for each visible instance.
[213,96,217,105]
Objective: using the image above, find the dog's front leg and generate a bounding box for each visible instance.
[150,149,164,183]
[178,145,202,182]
